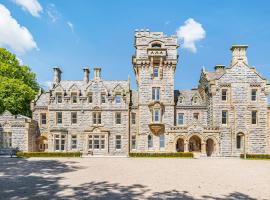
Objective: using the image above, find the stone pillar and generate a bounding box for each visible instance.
[201,142,206,155]
[184,141,188,152]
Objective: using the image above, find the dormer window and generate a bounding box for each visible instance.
[116,95,121,104]
[88,93,93,103]
[56,94,62,104]
[179,97,184,104]
[193,113,199,120]
[193,96,198,104]
[71,94,77,103]
[151,43,161,48]
[153,67,159,78]
[101,93,106,104]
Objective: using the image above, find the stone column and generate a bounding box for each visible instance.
[201,142,206,155]
[184,140,188,152]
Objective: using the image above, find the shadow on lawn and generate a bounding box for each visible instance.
[0,158,257,200]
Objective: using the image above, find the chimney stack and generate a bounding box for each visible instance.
[94,67,101,80]
[214,65,225,73]
[53,67,62,83]
[230,45,248,65]
[83,67,90,83]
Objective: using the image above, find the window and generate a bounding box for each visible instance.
[178,113,184,126]
[55,134,66,151]
[71,112,77,124]
[101,94,106,103]
[152,87,160,101]
[57,94,62,103]
[131,113,136,124]
[116,135,121,150]
[116,95,121,104]
[153,67,159,78]
[222,89,227,101]
[148,135,153,148]
[94,135,100,149]
[88,135,93,149]
[71,135,77,149]
[115,112,121,124]
[160,134,165,148]
[41,113,47,125]
[222,110,228,125]
[131,135,136,150]
[88,94,93,103]
[93,112,101,125]
[179,97,183,104]
[153,109,160,123]
[193,113,199,120]
[152,43,161,48]
[193,97,198,104]
[252,111,257,125]
[71,94,77,103]
[251,89,257,101]
[236,134,243,149]
[1,132,12,148]
[56,112,62,124]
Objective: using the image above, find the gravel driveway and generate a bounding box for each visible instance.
[0,157,269,199]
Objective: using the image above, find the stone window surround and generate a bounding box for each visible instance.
[40,113,47,125]
[101,93,106,104]
[71,135,77,149]
[177,112,184,126]
[251,110,258,125]
[71,93,78,104]
[115,135,122,150]
[115,112,122,125]
[221,89,228,102]
[131,113,136,124]
[88,93,93,103]
[56,93,63,104]
[54,133,66,152]
[159,134,165,148]
[152,87,161,101]
[56,112,62,124]
[115,94,121,104]
[88,134,106,151]
[71,112,77,124]
[221,110,228,125]
[148,134,153,149]
[93,112,102,125]
[251,88,259,102]
[131,135,136,150]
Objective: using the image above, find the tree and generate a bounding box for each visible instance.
[0,48,39,116]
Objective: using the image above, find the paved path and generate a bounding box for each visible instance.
[0,157,270,199]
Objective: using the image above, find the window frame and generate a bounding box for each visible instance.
[115,135,122,150]
[40,113,47,125]
[251,110,257,125]
[251,89,257,102]
[131,113,136,124]
[159,134,165,148]
[152,87,160,101]
[71,135,77,149]
[153,108,160,123]
[221,89,227,101]
[116,95,121,104]
[178,113,184,126]
[56,112,62,124]
[153,67,159,78]
[56,94,62,104]
[115,112,122,125]
[148,134,153,148]
[131,135,136,150]
[221,110,228,125]
[93,112,102,125]
[101,93,106,104]
[71,112,77,124]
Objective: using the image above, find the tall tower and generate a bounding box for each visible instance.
[132,30,178,152]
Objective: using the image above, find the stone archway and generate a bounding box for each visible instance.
[176,138,184,152]
[189,135,201,152]
[206,138,214,157]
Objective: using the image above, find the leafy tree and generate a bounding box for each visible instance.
[0,48,39,116]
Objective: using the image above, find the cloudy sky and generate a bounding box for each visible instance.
[0,0,270,90]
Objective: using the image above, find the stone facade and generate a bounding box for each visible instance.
[0,111,38,152]
[30,30,270,157]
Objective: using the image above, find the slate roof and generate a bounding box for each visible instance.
[175,89,206,107]
[204,70,225,81]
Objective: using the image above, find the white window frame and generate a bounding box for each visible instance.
[152,87,160,101]
[178,113,184,126]
[115,112,122,125]
[115,135,122,150]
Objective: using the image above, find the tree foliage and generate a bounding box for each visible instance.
[0,48,39,116]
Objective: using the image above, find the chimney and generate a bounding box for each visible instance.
[214,65,225,73]
[83,67,90,83]
[94,67,101,80]
[53,67,62,83]
[230,45,248,65]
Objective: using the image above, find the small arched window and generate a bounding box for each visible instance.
[151,43,161,48]
[148,134,153,148]
[193,96,198,104]
[179,97,184,104]
[236,133,244,149]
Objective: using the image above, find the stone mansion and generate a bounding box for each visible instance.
[1,30,270,157]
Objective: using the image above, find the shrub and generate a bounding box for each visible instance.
[129,152,193,158]
[240,154,270,159]
[16,152,81,158]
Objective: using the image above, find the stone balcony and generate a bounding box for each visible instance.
[148,123,165,135]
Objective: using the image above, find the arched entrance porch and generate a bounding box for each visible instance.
[176,138,184,152]
[189,135,201,152]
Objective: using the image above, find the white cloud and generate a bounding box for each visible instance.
[67,21,74,32]
[13,0,42,17]
[47,3,60,22]
[176,18,206,53]
[0,4,37,54]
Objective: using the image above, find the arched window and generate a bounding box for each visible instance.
[179,97,184,104]
[148,134,153,148]
[236,133,244,149]
[151,43,161,48]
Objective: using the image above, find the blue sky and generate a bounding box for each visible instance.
[0,0,270,90]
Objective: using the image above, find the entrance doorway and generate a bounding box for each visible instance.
[206,138,214,157]
[189,135,201,152]
[176,138,184,152]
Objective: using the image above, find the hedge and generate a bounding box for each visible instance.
[16,152,81,158]
[240,154,270,160]
[129,152,193,158]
